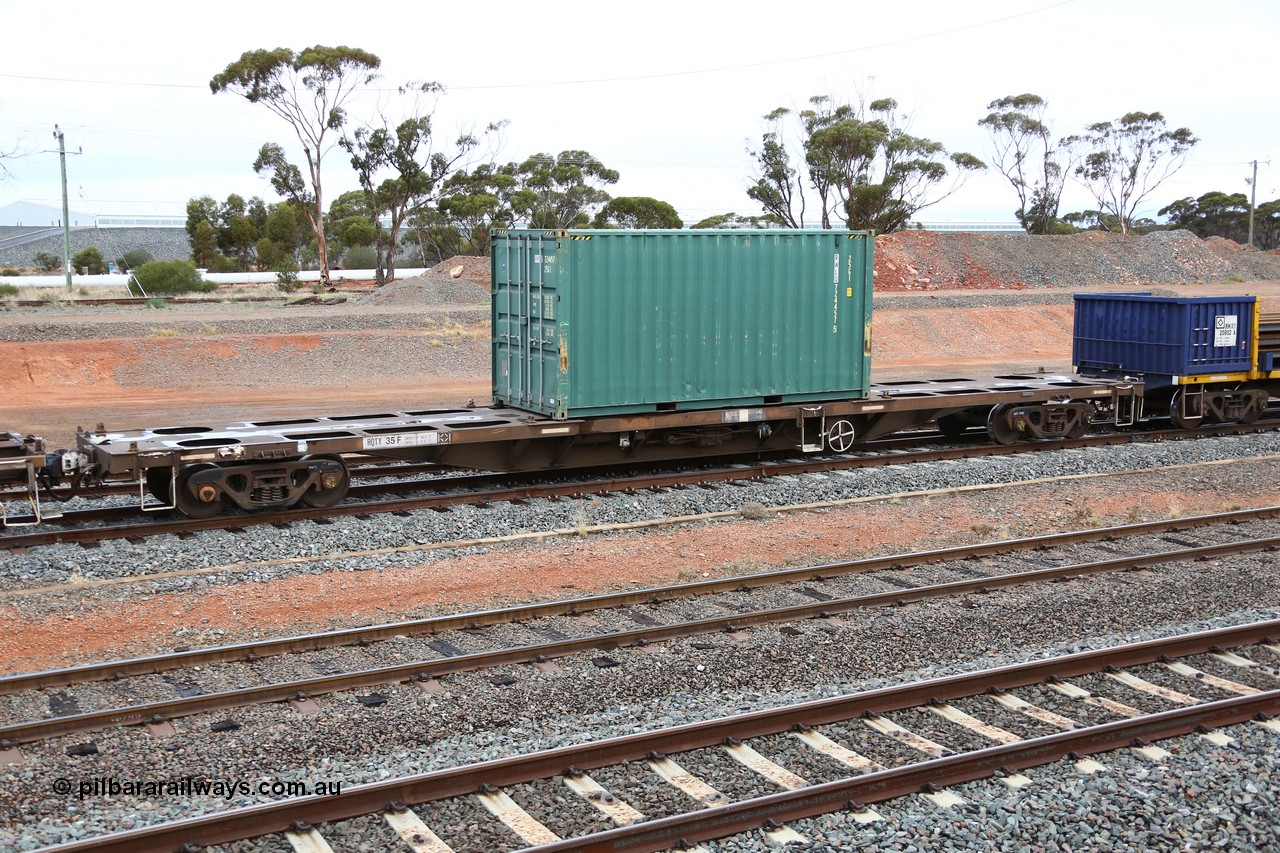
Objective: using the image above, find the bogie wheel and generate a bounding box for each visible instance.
[300,454,350,508]
[826,419,857,453]
[145,466,174,503]
[986,404,1024,445]
[175,462,226,519]
[1168,389,1202,430]
[1065,413,1091,440]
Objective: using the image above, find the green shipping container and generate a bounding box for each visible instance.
[491,228,874,419]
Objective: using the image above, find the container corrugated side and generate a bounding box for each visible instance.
[1073,292,1255,378]
[492,229,873,419]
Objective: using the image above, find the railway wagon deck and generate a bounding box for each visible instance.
[26,372,1131,519]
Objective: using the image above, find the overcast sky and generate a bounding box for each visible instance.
[0,0,1275,227]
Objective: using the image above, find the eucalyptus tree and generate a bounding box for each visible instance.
[342,82,505,283]
[510,151,619,229]
[979,93,1074,234]
[748,95,984,232]
[1066,111,1198,235]
[436,161,521,256]
[210,45,382,285]
[591,196,682,228]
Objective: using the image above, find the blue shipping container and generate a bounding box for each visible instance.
[1073,292,1255,380]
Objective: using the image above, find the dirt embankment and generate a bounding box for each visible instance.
[873,230,1280,291]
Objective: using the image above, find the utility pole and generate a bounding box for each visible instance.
[48,124,78,291]
[1247,159,1258,249]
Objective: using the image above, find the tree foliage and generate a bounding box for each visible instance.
[32,251,60,272]
[435,162,521,257]
[591,196,683,228]
[510,151,619,229]
[341,82,504,282]
[211,45,382,284]
[133,259,217,295]
[978,93,1073,235]
[748,95,984,232]
[186,194,308,273]
[71,246,105,275]
[1066,111,1198,235]
[1160,191,1280,250]
[691,212,785,229]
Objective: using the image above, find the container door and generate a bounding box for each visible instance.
[491,232,561,413]
[1186,299,1253,373]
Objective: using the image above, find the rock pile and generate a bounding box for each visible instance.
[358,256,490,306]
[874,229,1280,291]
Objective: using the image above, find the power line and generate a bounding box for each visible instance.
[0,1,1074,93]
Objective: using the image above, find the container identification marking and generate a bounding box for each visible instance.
[722,409,765,423]
[1215,315,1238,347]
[362,432,447,450]
[833,253,841,333]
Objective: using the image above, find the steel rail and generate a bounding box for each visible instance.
[529,691,1280,852]
[28,621,1280,853]
[4,531,1277,744]
[4,504,1276,695]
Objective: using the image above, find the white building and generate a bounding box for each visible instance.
[0,200,186,228]
[907,220,1026,234]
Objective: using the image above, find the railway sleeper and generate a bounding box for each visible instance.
[153,454,350,518]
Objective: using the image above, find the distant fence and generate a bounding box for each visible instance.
[1,269,428,289]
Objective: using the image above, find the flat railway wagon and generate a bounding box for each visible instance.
[0,229,1158,522]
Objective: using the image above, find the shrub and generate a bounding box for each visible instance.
[211,254,239,274]
[72,246,106,275]
[33,251,60,272]
[1,269,18,277]
[275,254,301,292]
[116,248,154,271]
[145,297,167,310]
[133,260,217,295]
[0,283,19,297]
[341,246,377,270]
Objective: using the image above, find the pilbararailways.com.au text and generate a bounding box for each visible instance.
[52,776,343,801]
